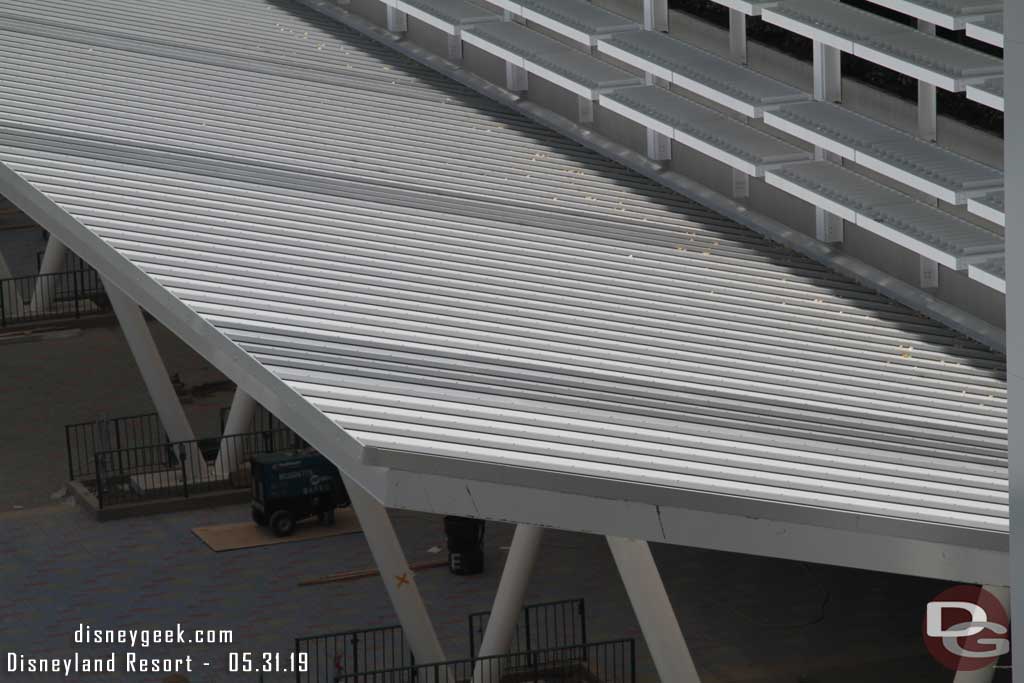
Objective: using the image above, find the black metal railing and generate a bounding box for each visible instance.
[469,598,587,660]
[0,268,106,327]
[66,412,167,481]
[219,401,288,435]
[296,625,413,683]
[92,428,303,508]
[35,250,90,273]
[334,639,635,683]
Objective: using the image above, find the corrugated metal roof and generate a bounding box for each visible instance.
[0,0,1008,538]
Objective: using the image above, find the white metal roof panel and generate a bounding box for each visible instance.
[969,256,1006,293]
[523,46,642,98]
[764,101,1003,203]
[601,86,810,176]
[968,190,1006,227]
[390,0,501,35]
[0,0,1009,545]
[706,0,782,16]
[861,203,1003,270]
[765,160,915,223]
[517,0,640,46]
[967,76,1005,111]
[762,0,909,52]
[763,0,1002,90]
[765,161,1003,271]
[861,0,1001,30]
[966,13,1004,47]
[461,19,572,67]
[597,30,810,118]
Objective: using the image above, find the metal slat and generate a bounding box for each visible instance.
[0,0,1009,540]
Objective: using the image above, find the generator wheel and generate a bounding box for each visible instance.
[318,508,336,526]
[270,510,295,537]
[251,508,268,526]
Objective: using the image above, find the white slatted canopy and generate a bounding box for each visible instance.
[0,0,1009,580]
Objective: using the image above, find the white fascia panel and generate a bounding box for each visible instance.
[764,170,859,223]
[484,0,522,12]
[760,9,854,51]
[711,0,780,16]
[671,128,759,177]
[968,197,1006,227]
[854,214,964,270]
[671,72,760,118]
[523,61,594,99]
[392,0,458,34]
[596,39,676,82]
[851,43,960,91]
[762,110,857,160]
[598,94,676,138]
[852,151,985,205]
[461,30,526,67]
[878,0,999,30]
[966,19,1004,47]
[966,83,1004,111]
[519,8,593,46]
[968,263,1006,293]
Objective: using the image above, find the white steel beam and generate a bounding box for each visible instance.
[729,10,748,65]
[730,10,750,199]
[607,536,701,683]
[1007,0,1024,680]
[345,479,448,668]
[918,21,938,142]
[103,278,196,445]
[29,234,67,309]
[387,6,408,33]
[643,0,669,32]
[471,524,544,683]
[214,388,257,478]
[812,40,844,242]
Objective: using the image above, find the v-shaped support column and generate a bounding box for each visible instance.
[344,478,447,668]
[607,536,701,683]
[103,279,195,445]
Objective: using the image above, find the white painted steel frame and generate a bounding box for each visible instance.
[0,0,1010,588]
[762,0,1003,91]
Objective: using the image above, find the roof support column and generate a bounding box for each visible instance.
[953,585,1009,682]
[1006,1,1023,679]
[812,40,844,243]
[607,536,701,683]
[103,278,195,445]
[506,62,528,92]
[471,524,544,683]
[643,0,672,162]
[344,478,447,669]
[917,21,938,143]
[729,10,750,199]
[643,0,668,34]
[214,388,257,479]
[386,5,407,33]
[29,234,67,310]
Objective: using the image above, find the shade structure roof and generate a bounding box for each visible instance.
[0,0,1009,580]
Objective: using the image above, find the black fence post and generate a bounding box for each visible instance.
[579,600,588,645]
[73,271,80,318]
[66,426,75,481]
[94,452,104,509]
[0,280,6,328]
[181,450,189,498]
